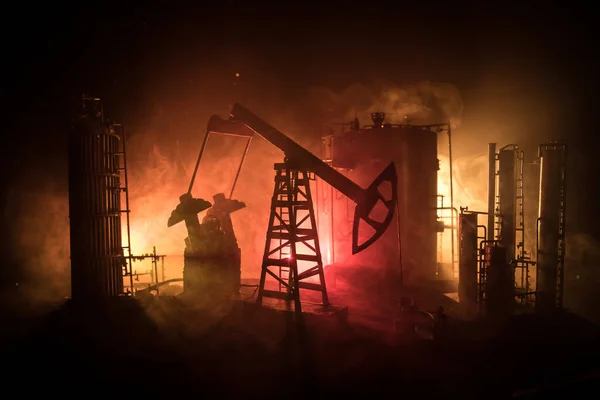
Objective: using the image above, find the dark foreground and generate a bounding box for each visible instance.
[1,291,599,399]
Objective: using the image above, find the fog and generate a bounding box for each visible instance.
[7,75,599,324]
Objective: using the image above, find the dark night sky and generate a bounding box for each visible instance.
[6,2,597,108]
[2,2,599,285]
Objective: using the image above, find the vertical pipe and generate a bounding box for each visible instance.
[330,184,335,264]
[438,195,444,265]
[447,126,455,274]
[459,211,478,307]
[153,246,160,295]
[329,135,336,264]
[315,175,320,235]
[396,196,403,297]
[487,143,496,241]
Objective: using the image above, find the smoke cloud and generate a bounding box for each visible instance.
[564,233,600,324]
[8,78,467,306]
[7,179,70,302]
[307,79,464,128]
[10,76,597,327]
[125,125,286,281]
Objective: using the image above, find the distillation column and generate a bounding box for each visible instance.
[536,143,567,313]
[497,147,518,262]
[69,97,125,300]
[484,145,518,316]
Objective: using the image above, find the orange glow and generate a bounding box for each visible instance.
[118,134,285,283]
[436,152,489,276]
[116,123,489,288]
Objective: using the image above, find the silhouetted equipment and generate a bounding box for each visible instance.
[168,193,212,231]
[68,95,134,299]
[130,247,168,294]
[205,104,398,312]
[536,143,567,313]
[205,193,246,247]
[260,164,328,309]
[319,118,454,285]
[188,116,253,199]
[167,112,252,299]
[204,192,245,294]
[459,210,479,307]
[496,145,518,263]
[484,244,514,317]
[461,141,568,318]
[182,213,242,297]
[371,112,386,128]
[487,143,496,241]
[488,144,533,311]
[168,192,244,298]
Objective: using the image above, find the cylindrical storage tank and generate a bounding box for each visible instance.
[69,100,124,300]
[536,144,567,313]
[485,245,514,317]
[497,149,517,262]
[458,212,478,306]
[319,124,438,286]
[397,127,438,283]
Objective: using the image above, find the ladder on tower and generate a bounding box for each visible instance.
[513,150,535,304]
[112,124,135,295]
[493,151,502,242]
[515,150,525,258]
[257,162,329,313]
[556,154,567,309]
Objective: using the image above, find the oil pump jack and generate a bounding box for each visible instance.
[188,104,398,313]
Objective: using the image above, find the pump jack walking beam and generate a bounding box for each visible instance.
[207,103,399,254]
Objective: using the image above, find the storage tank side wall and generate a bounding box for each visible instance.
[398,130,438,283]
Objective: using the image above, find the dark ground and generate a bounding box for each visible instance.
[1,285,599,399]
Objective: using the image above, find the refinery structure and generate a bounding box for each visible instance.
[68,95,567,327]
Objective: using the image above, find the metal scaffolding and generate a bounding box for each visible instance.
[257,162,328,312]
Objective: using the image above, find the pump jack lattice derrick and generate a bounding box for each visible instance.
[257,162,329,313]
